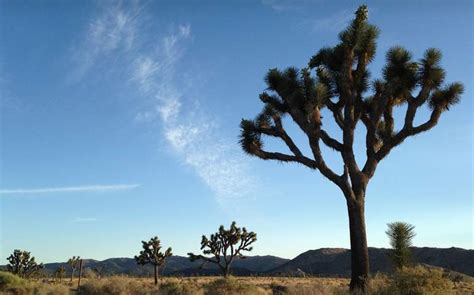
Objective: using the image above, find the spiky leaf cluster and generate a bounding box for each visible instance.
[239,5,464,199]
[135,236,172,268]
[188,221,257,275]
[67,256,81,270]
[386,222,416,269]
[6,249,44,278]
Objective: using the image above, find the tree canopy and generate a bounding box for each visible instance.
[135,236,172,285]
[240,5,463,200]
[188,221,257,277]
[6,249,44,278]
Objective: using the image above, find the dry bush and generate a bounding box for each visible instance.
[204,277,268,295]
[0,271,69,295]
[159,278,203,295]
[269,282,346,295]
[372,266,454,295]
[0,271,28,290]
[77,276,159,295]
[76,276,204,295]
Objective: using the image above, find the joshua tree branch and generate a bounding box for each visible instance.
[326,100,345,129]
[375,106,442,162]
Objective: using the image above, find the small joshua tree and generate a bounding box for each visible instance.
[67,256,81,282]
[92,266,105,279]
[6,249,44,278]
[54,266,66,282]
[188,221,257,277]
[135,236,172,285]
[386,222,416,269]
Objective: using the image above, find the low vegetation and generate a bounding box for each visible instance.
[1,269,473,295]
[0,271,69,295]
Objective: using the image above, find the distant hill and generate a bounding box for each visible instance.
[38,255,289,277]
[5,247,472,278]
[270,247,474,277]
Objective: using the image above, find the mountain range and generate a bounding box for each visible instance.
[14,247,473,278]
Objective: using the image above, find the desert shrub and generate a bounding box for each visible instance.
[270,284,346,295]
[0,272,69,295]
[77,276,171,295]
[205,277,266,295]
[82,268,98,279]
[31,284,70,295]
[0,271,27,289]
[366,272,391,294]
[159,279,203,295]
[374,266,454,295]
[270,283,288,294]
[77,279,107,295]
[78,276,144,295]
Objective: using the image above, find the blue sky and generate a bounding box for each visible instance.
[0,0,472,263]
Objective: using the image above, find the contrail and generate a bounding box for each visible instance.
[0,184,141,195]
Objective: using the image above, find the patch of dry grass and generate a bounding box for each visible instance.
[0,272,69,295]
[2,270,473,294]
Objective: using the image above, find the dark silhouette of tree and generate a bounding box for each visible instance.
[188,221,257,277]
[6,249,44,278]
[67,256,80,282]
[239,5,463,292]
[386,222,416,269]
[54,266,66,282]
[135,236,172,285]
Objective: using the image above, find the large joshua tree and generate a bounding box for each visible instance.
[239,5,463,292]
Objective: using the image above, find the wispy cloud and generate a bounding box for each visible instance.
[68,2,141,83]
[72,217,98,223]
[130,25,255,204]
[0,184,140,195]
[73,2,255,205]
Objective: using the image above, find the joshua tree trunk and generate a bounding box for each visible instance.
[224,264,231,278]
[70,269,75,282]
[153,265,158,285]
[347,197,369,293]
[77,259,83,289]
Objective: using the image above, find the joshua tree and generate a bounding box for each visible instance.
[6,249,44,278]
[135,236,172,285]
[67,256,81,282]
[239,5,463,292]
[188,221,257,277]
[92,266,105,279]
[54,266,66,282]
[386,222,416,269]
